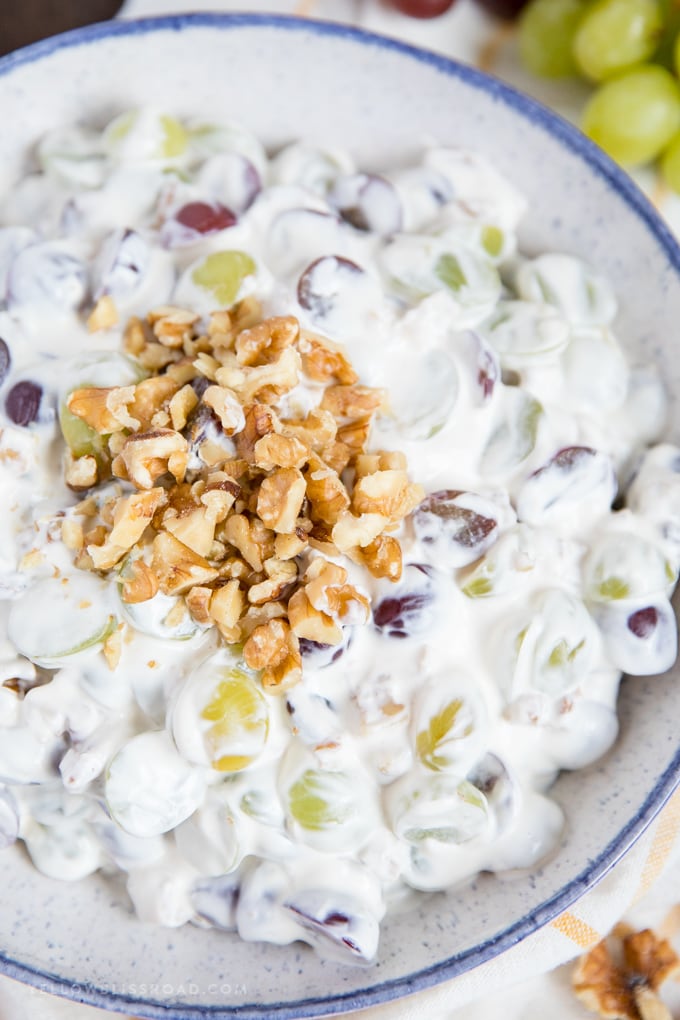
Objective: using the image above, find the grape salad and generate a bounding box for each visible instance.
[0,108,678,965]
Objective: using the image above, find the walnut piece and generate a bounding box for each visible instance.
[243,618,302,692]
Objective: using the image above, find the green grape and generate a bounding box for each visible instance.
[597,576,631,599]
[200,672,269,772]
[518,0,589,78]
[7,576,117,668]
[481,225,504,258]
[660,130,680,191]
[582,66,680,166]
[480,391,543,475]
[159,115,188,158]
[287,769,354,831]
[435,253,467,291]
[191,250,257,306]
[59,401,103,459]
[416,698,474,771]
[573,0,663,82]
[391,775,489,845]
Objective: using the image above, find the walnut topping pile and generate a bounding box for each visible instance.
[63,302,423,691]
[573,926,680,1020]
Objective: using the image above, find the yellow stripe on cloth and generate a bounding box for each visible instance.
[551,911,601,949]
[635,788,680,900]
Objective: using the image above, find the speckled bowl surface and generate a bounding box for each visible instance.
[1,14,680,1019]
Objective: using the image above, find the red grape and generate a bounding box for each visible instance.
[175,202,237,234]
[474,0,530,18]
[386,0,457,18]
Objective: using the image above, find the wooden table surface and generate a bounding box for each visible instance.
[0,1,123,56]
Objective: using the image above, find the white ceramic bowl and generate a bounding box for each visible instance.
[1,14,680,1019]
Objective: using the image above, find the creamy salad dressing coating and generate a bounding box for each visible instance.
[0,108,678,964]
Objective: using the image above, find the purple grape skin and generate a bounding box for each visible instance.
[414,490,497,549]
[628,607,659,639]
[330,174,403,236]
[299,637,347,668]
[0,339,10,386]
[94,229,150,301]
[5,380,42,426]
[297,255,364,319]
[373,565,435,639]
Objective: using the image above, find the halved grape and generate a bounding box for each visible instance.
[161,201,237,248]
[379,345,459,440]
[583,66,680,167]
[37,126,107,188]
[484,300,570,367]
[104,109,188,162]
[270,142,354,194]
[93,228,151,301]
[195,151,262,213]
[389,165,453,231]
[190,250,257,307]
[7,242,87,318]
[22,817,101,881]
[191,874,240,931]
[516,447,617,526]
[188,121,268,177]
[466,753,516,832]
[505,589,601,699]
[266,207,347,278]
[461,525,535,599]
[561,327,629,411]
[544,698,619,770]
[387,771,490,844]
[8,575,117,668]
[573,0,663,83]
[236,859,382,963]
[584,530,675,603]
[480,389,543,476]
[373,564,435,639]
[288,768,354,830]
[591,597,677,675]
[175,794,241,876]
[412,677,486,772]
[172,659,269,772]
[105,730,206,838]
[515,254,617,327]
[380,235,501,325]
[281,749,377,852]
[329,174,403,235]
[283,888,380,964]
[284,686,341,746]
[412,489,507,567]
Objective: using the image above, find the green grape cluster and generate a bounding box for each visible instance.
[518,0,680,188]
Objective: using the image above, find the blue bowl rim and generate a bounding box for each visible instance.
[1,11,680,1019]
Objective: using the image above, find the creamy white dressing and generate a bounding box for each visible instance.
[0,108,677,965]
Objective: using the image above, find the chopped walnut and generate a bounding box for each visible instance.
[65,453,98,491]
[151,531,219,595]
[120,559,160,604]
[243,618,302,692]
[87,295,119,333]
[63,307,421,681]
[573,928,679,1020]
[203,385,246,435]
[114,429,189,490]
[257,468,307,534]
[235,315,299,366]
[88,489,167,570]
[209,580,245,642]
[361,534,403,581]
